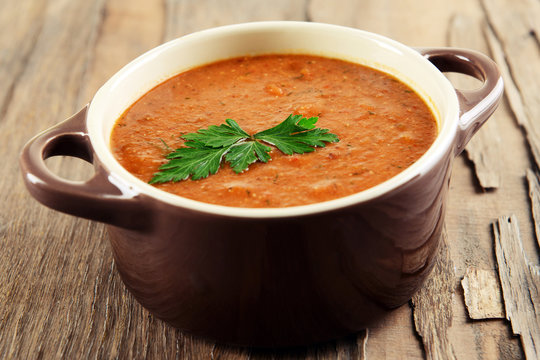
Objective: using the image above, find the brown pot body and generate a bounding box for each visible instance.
[107,148,450,346]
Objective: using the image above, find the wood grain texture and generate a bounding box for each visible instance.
[0,0,109,358]
[440,5,535,359]
[527,169,540,249]
[493,215,540,360]
[483,25,530,144]
[461,267,505,319]
[163,0,308,41]
[411,231,457,360]
[308,0,458,46]
[448,14,502,189]
[78,0,165,105]
[0,0,47,120]
[482,0,540,169]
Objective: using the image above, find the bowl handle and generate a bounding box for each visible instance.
[417,48,504,155]
[19,105,150,230]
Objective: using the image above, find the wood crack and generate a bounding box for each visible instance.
[304,0,314,22]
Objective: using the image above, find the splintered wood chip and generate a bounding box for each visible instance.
[461,267,504,319]
[526,168,540,248]
[411,230,457,360]
[493,215,540,360]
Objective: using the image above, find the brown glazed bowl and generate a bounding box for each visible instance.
[20,22,503,347]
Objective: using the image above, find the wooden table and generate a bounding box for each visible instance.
[2,0,539,358]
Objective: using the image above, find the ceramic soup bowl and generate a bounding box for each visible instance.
[20,21,503,347]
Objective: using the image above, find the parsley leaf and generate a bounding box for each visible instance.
[182,119,250,147]
[149,114,339,183]
[254,114,339,155]
[149,141,230,183]
[225,141,272,173]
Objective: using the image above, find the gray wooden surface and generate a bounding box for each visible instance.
[1,0,539,358]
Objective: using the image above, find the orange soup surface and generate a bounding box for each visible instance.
[111,54,437,208]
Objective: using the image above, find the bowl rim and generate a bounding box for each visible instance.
[87,21,459,218]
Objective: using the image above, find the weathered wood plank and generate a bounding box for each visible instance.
[163,0,308,41]
[482,0,540,169]
[483,26,529,132]
[447,14,502,189]
[449,303,525,360]
[445,101,530,358]
[364,304,425,359]
[526,169,540,249]
[308,0,460,46]
[461,267,505,319]
[0,0,47,120]
[411,230,457,360]
[0,0,108,358]
[493,215,540,360]
[77,0,165,105]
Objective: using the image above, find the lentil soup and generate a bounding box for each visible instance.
[110,54,437,208]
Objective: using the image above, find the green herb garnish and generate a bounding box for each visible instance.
[149,114,339,183]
